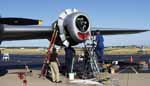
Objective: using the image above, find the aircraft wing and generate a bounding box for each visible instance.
[0,25,149,41]
[0,25,52,40]
[91,27,149,35]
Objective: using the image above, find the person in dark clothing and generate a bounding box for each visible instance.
[95,31,104,63]
[49,47,62,83]
[83,48,91,72]
[64,46,75,76]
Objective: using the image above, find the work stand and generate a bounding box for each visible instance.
[79,40,103,79]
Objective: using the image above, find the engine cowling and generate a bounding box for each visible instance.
[64,12,90,44]
[55,9,91,46]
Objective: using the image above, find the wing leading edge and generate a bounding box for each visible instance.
[91,27,149,35]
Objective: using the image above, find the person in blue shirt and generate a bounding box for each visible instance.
[95,30,104,63]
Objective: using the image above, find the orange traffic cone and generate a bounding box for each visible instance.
[129,56,133,63]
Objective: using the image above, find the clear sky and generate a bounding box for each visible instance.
[0,0,150,47]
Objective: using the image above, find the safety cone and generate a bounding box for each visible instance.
[129,56,133,63]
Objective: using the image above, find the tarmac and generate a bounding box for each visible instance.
[1,54,150,86]
[0,69,103,86]
[116,73,150,86]
[1,69,150,86]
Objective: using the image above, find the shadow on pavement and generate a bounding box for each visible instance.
[0,68,8,76]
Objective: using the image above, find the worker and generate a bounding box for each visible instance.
[83,48,90,72]
[64,45,75,77]
[95,30,104,63]
[49,47,62,83]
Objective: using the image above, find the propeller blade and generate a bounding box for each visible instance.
[0,17,42,25]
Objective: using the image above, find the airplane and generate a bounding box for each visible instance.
[0,8,149,83]
[0,8,149,47]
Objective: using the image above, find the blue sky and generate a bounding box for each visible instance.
[0,0,150,47]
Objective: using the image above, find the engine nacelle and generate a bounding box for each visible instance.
[64,12,90,44]
[55,9,91,46]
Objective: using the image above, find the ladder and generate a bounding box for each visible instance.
[39,27,59,78]
[88,46,101,76]
[84,41,101,77]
